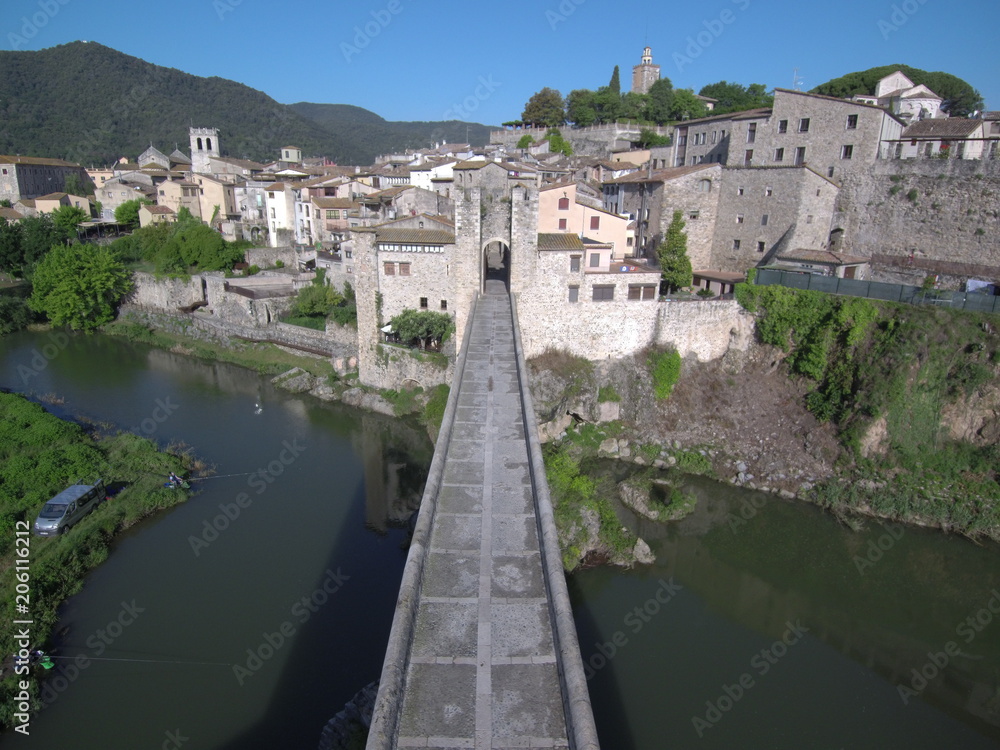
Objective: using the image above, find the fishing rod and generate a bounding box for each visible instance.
[47,654,233,667]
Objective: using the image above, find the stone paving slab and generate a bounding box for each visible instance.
[394,290,570,748]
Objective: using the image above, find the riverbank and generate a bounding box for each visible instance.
[529,291,1000,568]
[0,392,199,728]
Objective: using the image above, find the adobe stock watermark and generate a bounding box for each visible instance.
[232,567,350,686]
[724,492,768,534]
[8,0,72,50]
[897,589,1000,705]
[441,75,502,122]
[583,578,682,680]
[691,619,809,737]
[132,397,180,439]
[213,0,242,21]
[546,0,586,31]
[674,0,751,73]
[37,600,145,709]
[340,0,404,64]
[878,0,930,40]
[16,330,71,384]
[159,729,189,750]
[852,522,904,575]
[187,438,307,556]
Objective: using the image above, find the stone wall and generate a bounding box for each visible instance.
[245,246,299,269]
[125,272,205,309]
[490,123,671,159]
[836,159,1000,274]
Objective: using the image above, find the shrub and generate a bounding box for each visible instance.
[648,348,681,399]
[906,188,919,202]
[597,385,621,402]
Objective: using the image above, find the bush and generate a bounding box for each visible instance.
[648,348,682,399]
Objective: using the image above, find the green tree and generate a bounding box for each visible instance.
[521,87,565,127]
[19,215,68,275]
[698,81,773,114]
[292,283,343,317]
[115,198,152,229]
[811,65,983,116]
[592,86,623,124]
[51,205,89,235]
[565,89,598,127]
[545,128,573,157]
[657,211,692,293]
[0,220,24,276]
[637,128,670,148]
[390,309,452,350]
[608,65,621,96]
[669,89,709,121]
[646,78,675,124]
[29,244,133,330]
[63,173,94,197]
[516,134,535,149]
[160,224,243,272]
[620,91,649,121]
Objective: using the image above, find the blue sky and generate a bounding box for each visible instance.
[4,0,998,125]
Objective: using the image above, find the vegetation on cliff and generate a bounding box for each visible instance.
[0,392,197,727]
[810,64,983,116]
[736,282,1000,540]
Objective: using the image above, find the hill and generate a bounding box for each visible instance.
[810,64,983,116]
[0,42,492,167]
[288,102,494,157]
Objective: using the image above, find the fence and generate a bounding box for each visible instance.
[755,269,1000,314]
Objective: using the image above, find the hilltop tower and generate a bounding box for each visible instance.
[631,46,660,95]
[189,127,220,174]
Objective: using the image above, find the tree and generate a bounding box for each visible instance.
[390,309,452,350]
[620,91,649,121]
[29,244,133,330]
[0,220,24,276]
[592,86,623,124]
[657,211,692,293]
[521,87,565,127]
[51,205,89,235]
[637,128,670,148]
[115,198,152,229]
[565,89,598,127]
[516,134,535,149]
[161,224,243,272]
[668,89,709,122]
[15,215,69,276]
[811,65,983,116]
[608,65,621,96]
[545,128,573,157]
[63,173,94,197]
[646,78,675,124]
[698,81,773,114]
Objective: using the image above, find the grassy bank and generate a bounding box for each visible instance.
[102,319,337,381]
[0,392,197,727]
[737,283,1000,541]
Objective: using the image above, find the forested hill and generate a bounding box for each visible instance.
[0,42,492,167]
[287,102,494,157]
[810,65,983,116]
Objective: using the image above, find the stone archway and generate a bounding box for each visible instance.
[482,239,510,294]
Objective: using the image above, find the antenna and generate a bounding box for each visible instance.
[792,69,804,91]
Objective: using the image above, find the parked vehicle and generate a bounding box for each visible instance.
[33,480,105,537]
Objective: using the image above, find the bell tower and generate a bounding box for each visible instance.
[189,127,220,174]
[631,46,660,95]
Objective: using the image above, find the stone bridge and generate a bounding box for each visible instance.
[366,282,599,749]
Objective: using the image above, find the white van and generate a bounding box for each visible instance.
[33,481,106,537]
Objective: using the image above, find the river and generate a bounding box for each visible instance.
[2,330,999,749]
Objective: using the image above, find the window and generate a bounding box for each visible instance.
[628,285,656,301]
[688,210,699,220]
[440,300,447,311]
[806,215,814,224]
[736,214,744,224]
[698,179,712,192]
[737,186,745,196]
[765,186,773,197]
[568,285,579,302]
[345,250,352,259]
[592,285,614,301]
[678,134,687,146]
[268,192,275,199]
[795,147,806,165]
[326,210,338,219]
[558,197,569,210]
[589,253,601,267]
[399,263,411,276]
[747,123,757,143]
[841,145,854,159]
[590,215,600,230]
[761,214,769,226]
[828,166,835,178]
[270,208,275,218]
[798,118,810,133]
[711,131,717,144]
[419,297,428,309]
[1,169,6,175]
[744,150,753,166]
[384,262,395,275]
[846,114,858,130]
[558,218,567,230]
[570,255,581,272]
[778,120,788,134]
[732,239,741,250]
[757,241,766,253]
[774,147,784,162]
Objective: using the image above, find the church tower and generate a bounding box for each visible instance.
[189,127,220,174]
[631,46,660,95]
